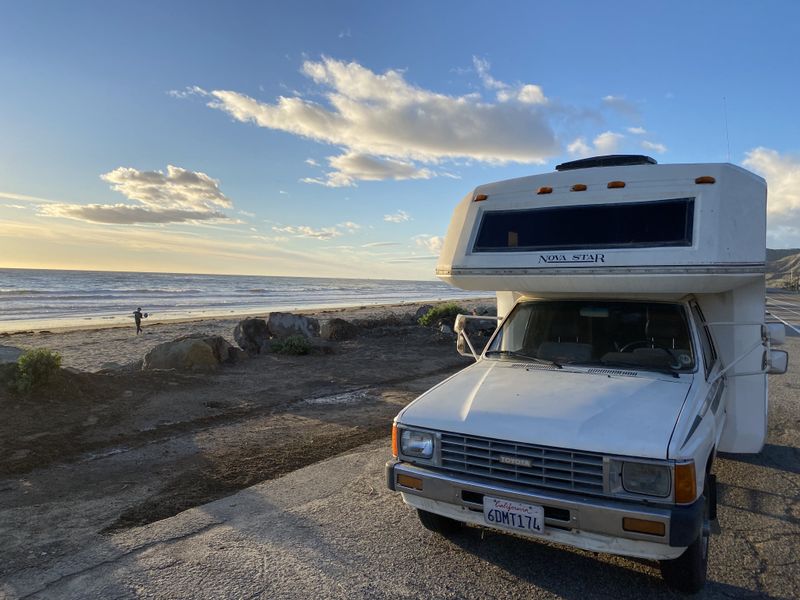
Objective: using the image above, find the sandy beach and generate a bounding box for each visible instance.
[1,297,497,582]
[1,298,493,372]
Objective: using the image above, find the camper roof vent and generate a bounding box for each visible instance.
[555,155,657,172]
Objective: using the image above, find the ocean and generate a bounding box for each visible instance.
[0,268,489,332]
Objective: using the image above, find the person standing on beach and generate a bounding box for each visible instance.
[133,307,144,334]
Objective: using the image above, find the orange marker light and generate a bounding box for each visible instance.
[623,517,665,536]
[397,474,423,490]
[391,424,399,457]
[537,186,553,194]
[695,176,716,184]
[571,184,587,192]
[674,462,697,503]
[608,181,626,189]
[474,193,488,202]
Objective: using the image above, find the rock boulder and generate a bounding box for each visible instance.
[266,312,320,339]
[234,318,270,355]
[320,318,358,341]
[0,345,23,365]
[143,334,233,371]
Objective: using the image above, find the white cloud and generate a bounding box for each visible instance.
[272,220,361,240]
[628,126,647,135]
[0,191,60,205]
[167,86,206,99]
[474,57,547,105]
[742,148,800,246]
[641,140,667,154]
[362,241,400,247]
[42,204,228,224]
[497,84,547,105]
[338,221,361,233]
[567,137,591,157]
[41,165,232,225]
[472,57,506,90]
[568,132,624,156]
[414,234,444,254]
[744,147,800,217]
[183,57,559,186]
[304,158,319,166]
[272,225,342,240]
[0,203,27,210]
[387,255,439,263]
[593,131,624,154]
[303,152,433,187]
[384,210,412,223]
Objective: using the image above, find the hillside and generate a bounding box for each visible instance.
[767,248,800,287]
[767,248,800,263]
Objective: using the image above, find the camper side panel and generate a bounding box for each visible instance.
[699,281,767,453]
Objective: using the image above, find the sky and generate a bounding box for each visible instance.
[2,0,800,280]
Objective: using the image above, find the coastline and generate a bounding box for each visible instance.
[1,297,494,372]
[0,295,493,336]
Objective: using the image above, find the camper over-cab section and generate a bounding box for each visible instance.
[437,156,766,295]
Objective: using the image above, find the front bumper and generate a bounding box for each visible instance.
[387,460,703,560]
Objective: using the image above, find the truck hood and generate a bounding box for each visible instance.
[399,361,692,459]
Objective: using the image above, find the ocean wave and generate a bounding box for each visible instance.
[0,289,49,295]
[0,268,485,328]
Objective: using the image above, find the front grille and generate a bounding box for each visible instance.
[438,432,605,495]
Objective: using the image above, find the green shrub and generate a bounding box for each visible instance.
[15,348,62,394]
[418,303,465,327]
[271,335,311,355]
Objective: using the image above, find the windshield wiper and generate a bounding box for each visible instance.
[484,350,562,368]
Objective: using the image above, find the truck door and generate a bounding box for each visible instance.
[689,302,726,447]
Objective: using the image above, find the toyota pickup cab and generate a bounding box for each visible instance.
[386,155,788,593]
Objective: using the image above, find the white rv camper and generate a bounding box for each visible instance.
[386,155,788,592]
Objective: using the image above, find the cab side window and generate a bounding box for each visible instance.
[690,303,717,377]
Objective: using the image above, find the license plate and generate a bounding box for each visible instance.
[483,496,545,534]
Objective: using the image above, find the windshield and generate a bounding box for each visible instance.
[486,300,695,373]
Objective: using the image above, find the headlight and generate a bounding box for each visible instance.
[400,429,434,459]
[622,462,671,497]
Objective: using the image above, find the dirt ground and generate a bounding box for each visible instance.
[0,302,489,579]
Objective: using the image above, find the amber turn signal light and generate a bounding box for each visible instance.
[607,181,626,189]
[571,184,587,192]
[391,423,399,457]
[695,176,716,184]
[537,186,553,194]
[397,474,423,490]
[623,517,665,536]
[674,462,697,503]
[474,193,488,202]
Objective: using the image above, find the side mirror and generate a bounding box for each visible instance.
[764,323,786,346]
[454,314,467,335]
[767,349,788,375]
[453,314,499,361]
[456,332,473,358]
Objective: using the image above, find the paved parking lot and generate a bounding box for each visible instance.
[767,291,800,335]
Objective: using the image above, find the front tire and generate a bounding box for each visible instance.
[416,509,462,535]
[659,499,709,593]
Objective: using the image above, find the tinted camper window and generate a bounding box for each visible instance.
[473,198,694,252]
